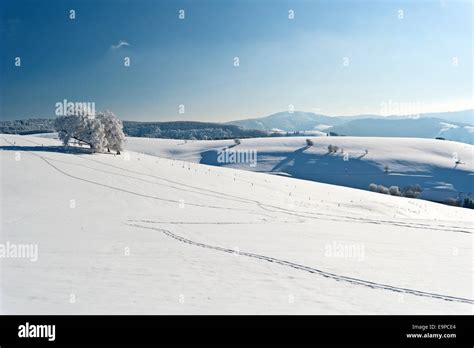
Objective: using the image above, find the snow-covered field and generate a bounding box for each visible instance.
[125,136,474,203]
[1,134,473,314]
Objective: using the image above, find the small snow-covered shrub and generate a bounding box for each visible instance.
[376,185,389,194]
[234,138,241,145]
[389,186,401,196]
[370,183,421,198]
[306,138,314,146]
[402,185,422,198]
[327,144,339,153]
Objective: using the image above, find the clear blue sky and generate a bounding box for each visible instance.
[1,0,472,121]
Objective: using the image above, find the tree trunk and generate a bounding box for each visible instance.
[71,136,93,149]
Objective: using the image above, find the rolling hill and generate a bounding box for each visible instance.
[329,118,474,144]
[1,133,473,314]
[124,136,474,204]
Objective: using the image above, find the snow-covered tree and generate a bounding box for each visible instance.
[389,186,401,196]
[376,185,389,194]
[54,108,124,153]
[55,115,107,152]
[96,111,125,154]
[83,117,107,151]
[55,115,83,146]
[402,184,422,198]
[368,183,377,192]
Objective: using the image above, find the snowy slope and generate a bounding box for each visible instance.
[329,118,474,144]
[1,134,473,314]
[125,136,474,203]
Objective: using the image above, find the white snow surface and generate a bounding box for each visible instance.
[1,134,473,314]
[125,136,474,203]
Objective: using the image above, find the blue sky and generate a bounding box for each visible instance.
[1,0,472,121]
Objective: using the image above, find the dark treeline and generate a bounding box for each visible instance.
[0,119,55,135]
[0,119,271,140]
[122,121,269,140]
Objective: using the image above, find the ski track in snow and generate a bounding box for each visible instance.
[127,222,474,305]
[3,136,471,235]
[2,135,473,307]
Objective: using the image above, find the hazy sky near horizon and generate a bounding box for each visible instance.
[1,0,472,122]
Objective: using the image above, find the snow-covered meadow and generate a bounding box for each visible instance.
[125,136,474,203]
[0,134,473,314]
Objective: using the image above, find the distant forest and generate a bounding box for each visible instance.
[0,118,273,140]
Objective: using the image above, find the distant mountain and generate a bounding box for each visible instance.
[228,109,474,144]
[330,118,474,144]
[228,110,473,132]
[226,111,358,132]
[417,109,473,125]
[3,109,473,143]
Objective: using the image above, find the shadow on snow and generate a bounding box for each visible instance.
[0,145,94,155]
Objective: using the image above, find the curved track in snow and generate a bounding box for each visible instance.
[3,136,473,306]
[129,222,474,305]
[2,136,472,235]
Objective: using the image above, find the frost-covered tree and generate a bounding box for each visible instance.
[368,183,377,192]
[96,111,125,154]
[402,184,422,198]
[389,186,401,196]
[55,115,83,146]
[376,185,389,194]
[55,115,107,152]
[55,108,123,153]
[83,117,107,151]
